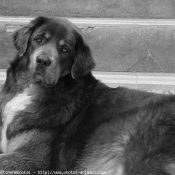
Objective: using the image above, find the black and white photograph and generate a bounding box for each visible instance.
[1,0,175,174]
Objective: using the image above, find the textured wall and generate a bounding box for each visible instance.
[1,24,175,73]
[84,25,175,73]
[1,0,175,18]
[1,0,175,72]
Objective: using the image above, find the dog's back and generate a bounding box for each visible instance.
[74,89,175,175]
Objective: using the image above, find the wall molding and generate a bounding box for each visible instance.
[1,70,175,86]
[1,16,175,26]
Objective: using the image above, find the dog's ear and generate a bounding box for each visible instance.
[71,30,95,79]
[13,16,47,57]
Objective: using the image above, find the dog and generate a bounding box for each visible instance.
[0,16,95,173]
[0,16,175,175]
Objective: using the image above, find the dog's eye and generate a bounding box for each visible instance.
[34,37,43,44]
[61,46,69,53]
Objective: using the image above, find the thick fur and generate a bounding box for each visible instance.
[0,16,95,173]
[0,16,175,175]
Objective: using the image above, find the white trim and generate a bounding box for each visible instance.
[0,71,6,81]
[137,75,175,85]
[94,73,137,84]
[93,72,175,86]
[69,18,175,26]
[0,70,175,86]
[1,16,175,26]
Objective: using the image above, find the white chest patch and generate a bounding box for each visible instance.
[1,88,33,153]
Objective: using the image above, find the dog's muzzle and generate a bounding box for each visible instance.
[36,54,52,68]
[31,52,61,88]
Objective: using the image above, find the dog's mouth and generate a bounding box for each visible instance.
[33,73,57,88]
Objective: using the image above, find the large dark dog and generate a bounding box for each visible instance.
[0,16,175,175]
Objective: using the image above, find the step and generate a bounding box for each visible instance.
[1,17,175,74]
[0,70,175,95]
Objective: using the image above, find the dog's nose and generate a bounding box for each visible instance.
[36,55,51,67]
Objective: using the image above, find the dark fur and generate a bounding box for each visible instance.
[0,16,175,175]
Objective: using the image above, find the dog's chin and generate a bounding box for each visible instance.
[33,73,57,88]
[42,81,56,88]
[37,79,57,88]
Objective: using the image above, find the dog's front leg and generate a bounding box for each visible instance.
[0,152,37,173]
[0,130,56,174]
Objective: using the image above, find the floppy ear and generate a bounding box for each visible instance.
[71,31,95,79]
[13,16,47,57]
[13,26,32,57]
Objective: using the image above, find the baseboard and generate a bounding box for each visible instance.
[1,17,175,33]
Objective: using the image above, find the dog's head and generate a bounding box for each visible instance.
[13,16,95,88]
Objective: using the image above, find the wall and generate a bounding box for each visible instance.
[0,1,175,73]
[0,0,175,19]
